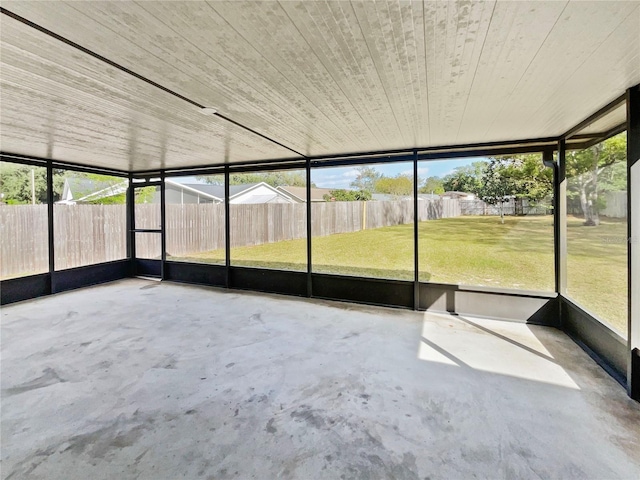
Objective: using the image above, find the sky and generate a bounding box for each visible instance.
[310,157,480,189]
[171,157,481,189]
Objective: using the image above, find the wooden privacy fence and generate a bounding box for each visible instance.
[459,198,549,216]
[165,204,225,255]
[0,205,49,278]
[1,198,461,278]
[54,205,127,270]
[0,204,127,279]
[601,191,627,218]
[165,198,460,255]
[229,203,307,248]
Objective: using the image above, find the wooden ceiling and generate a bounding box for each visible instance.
[1,1,639,172]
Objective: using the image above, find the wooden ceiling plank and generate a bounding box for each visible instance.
[534,6,640,137]
[349,1,415,147]
[140,0,340,152]
[458,1,564,144]
[274,0,394,152]
[0,15,297,171]
[217,0,372,153]
[2,0,639,168]
[5,0,317,153]
[486,1,638,139]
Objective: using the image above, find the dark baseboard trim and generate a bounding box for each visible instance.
[561,296,627,387]
[1,260,131,305]
[1,273,50,305]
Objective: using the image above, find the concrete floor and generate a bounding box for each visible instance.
[2,279,639,480]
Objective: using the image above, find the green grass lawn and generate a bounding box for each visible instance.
[170,215,628,335]
[565,215,628,335]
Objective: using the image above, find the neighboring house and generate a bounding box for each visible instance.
[163,180,222,204]
[163,181,296,204]
[228,183,296,204]
[57,178,296,205]
[57,177,127,204]
[441,191,476,200]
[276,186,333,202]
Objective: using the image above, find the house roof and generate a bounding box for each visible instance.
[276,186,332,202]
[62,177,127,203]
[229,183,295,204]
[169,181,295,203]
[176,183,264,199]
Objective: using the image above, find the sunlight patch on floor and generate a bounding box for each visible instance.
[418,312,580,390]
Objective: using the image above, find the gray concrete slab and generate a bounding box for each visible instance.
[1,279,639,480]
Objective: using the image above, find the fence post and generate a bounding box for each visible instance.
[362,201,367,230]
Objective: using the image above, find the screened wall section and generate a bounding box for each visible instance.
[229,169,307,272]
[417,156,555,292]
[565,132,629,337]
[131,183,161,262]
[54,169,127,270]
[310,162,414,280]
[165,175,226,265]
[0,161,49,279]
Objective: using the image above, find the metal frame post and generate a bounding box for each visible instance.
[413,150,419,310]
[557,140,568,298]
[627,85,640,400]
[46,162,55,292]
[127,175,136,273]
[125,175,133,260]
[224,166,231,288]
[306,158,312,297]
[160,172,166,280]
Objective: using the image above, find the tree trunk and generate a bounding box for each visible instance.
[583,144,603,226]
[588,164,600,226]
[581,189,600,226]
[499,201,504,224]
[579,184,595,225]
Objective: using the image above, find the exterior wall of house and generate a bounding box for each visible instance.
[164,187,215,205]
[230,185,294,204]
[153,186,217,205]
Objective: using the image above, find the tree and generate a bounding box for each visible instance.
[441,161,487,195]
[487,153,554,209]
[323,189,371,201]
[197,171,309,188]
[350,166,382,193]
[374,175,412,196]
[566,132,626,226]
[0,163,65,203]
[479,158,520,224]
[419,176,444,194]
